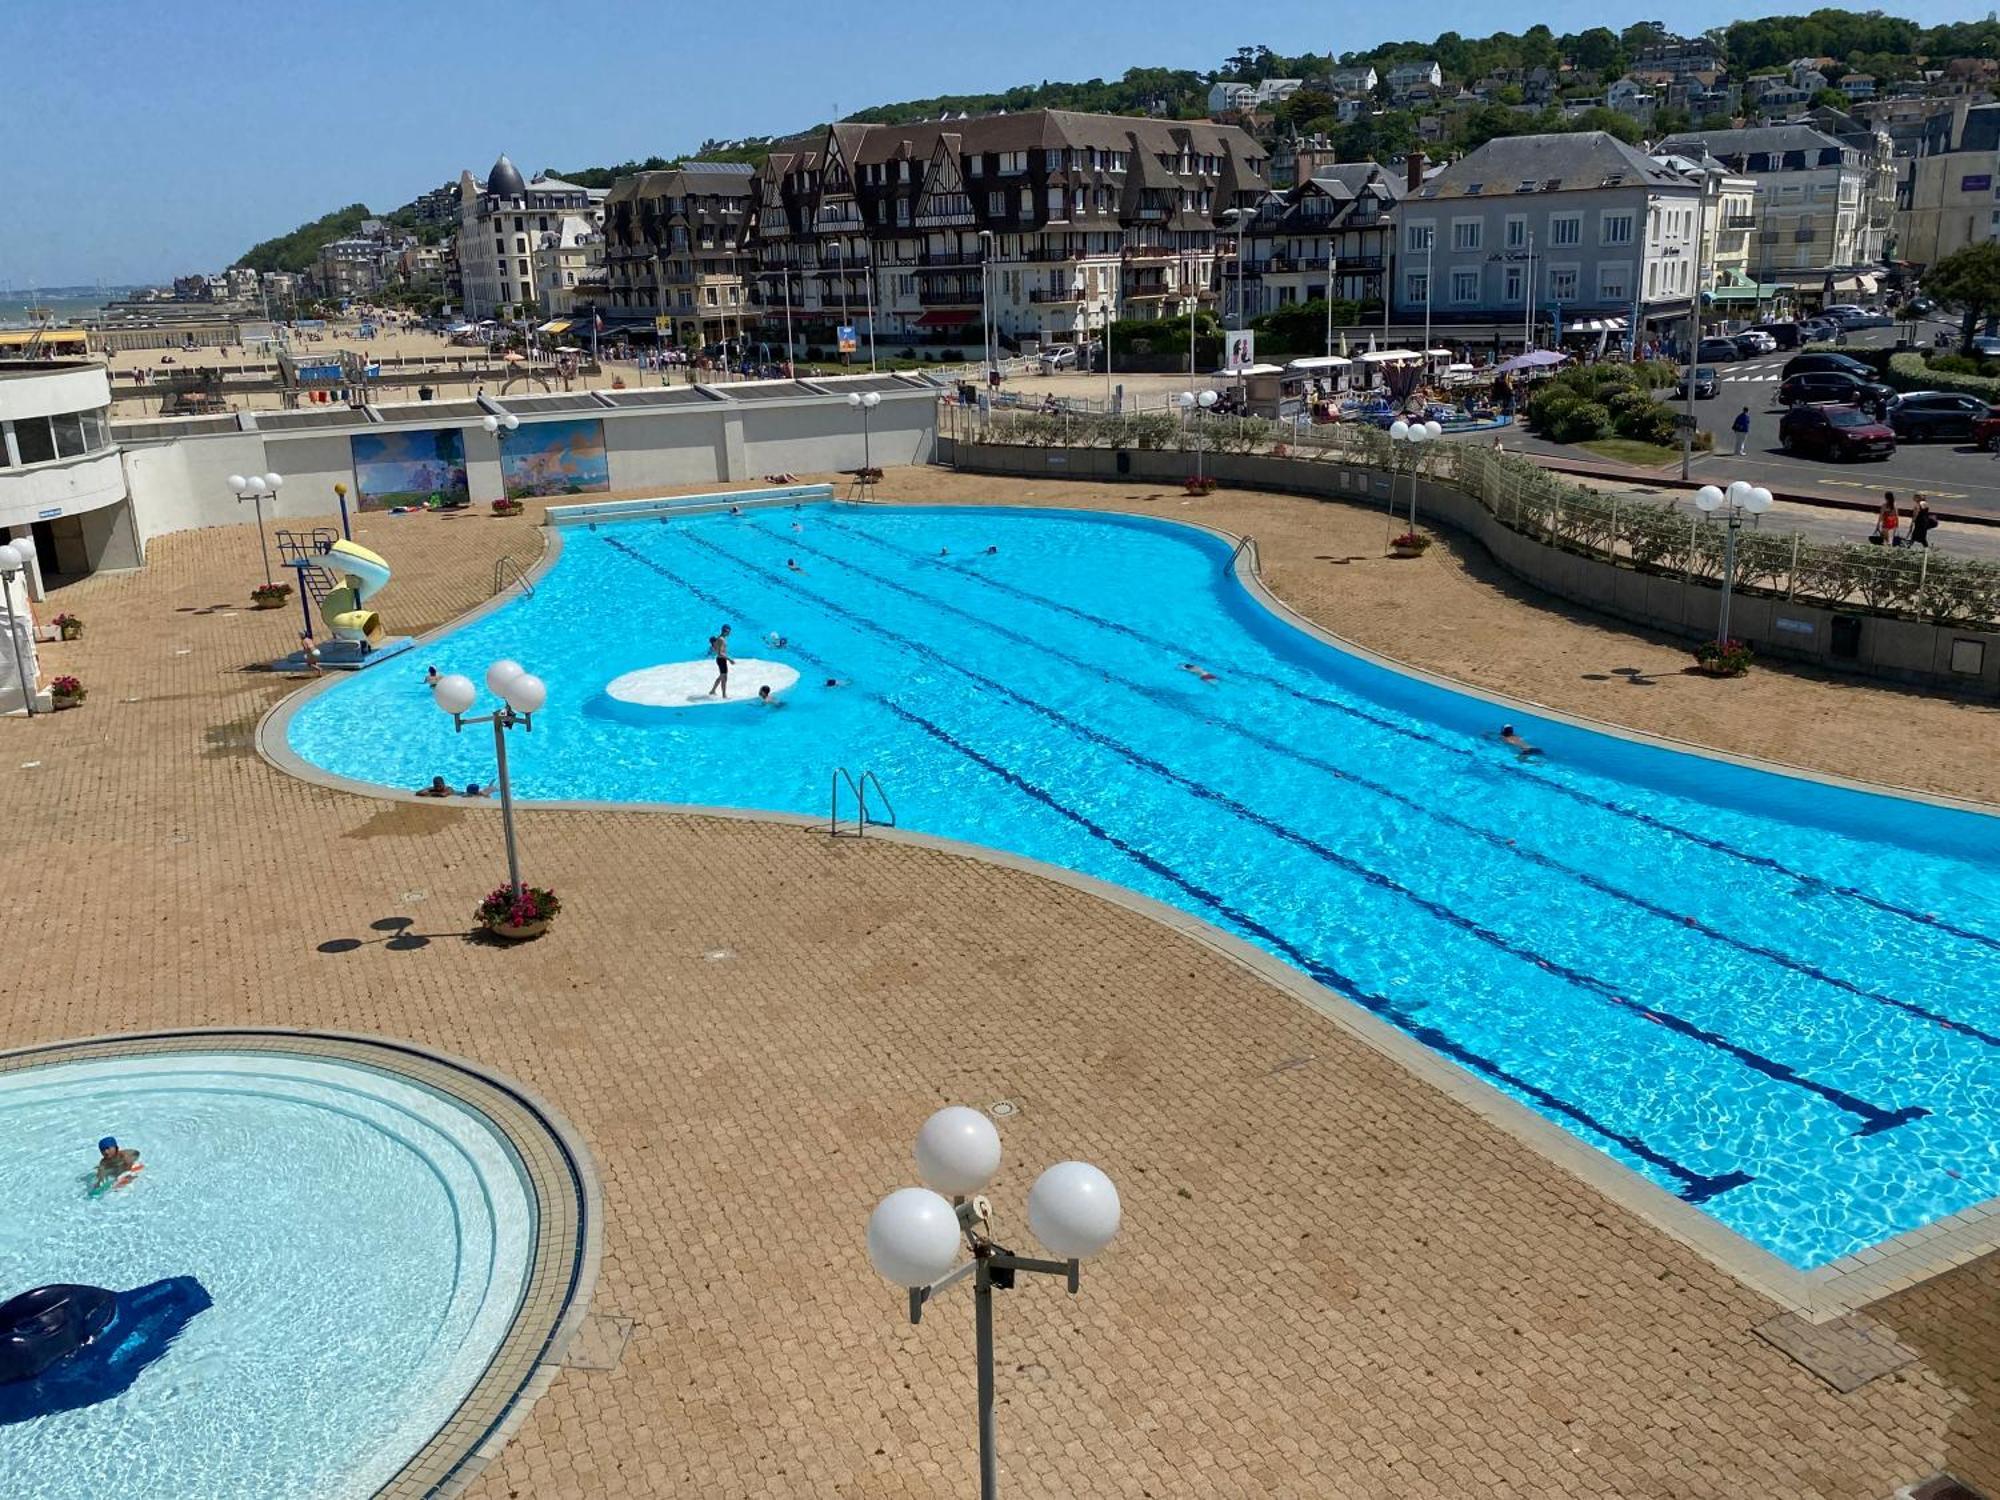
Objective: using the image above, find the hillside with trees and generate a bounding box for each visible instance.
[235,204,372,273]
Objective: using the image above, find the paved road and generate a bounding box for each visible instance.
[1683,324,2000,525]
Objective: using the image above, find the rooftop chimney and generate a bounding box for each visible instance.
[1406,151,1427,191]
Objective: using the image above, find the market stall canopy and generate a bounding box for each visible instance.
[1220,363,1287,376]
[1287,355,1351,370]
[1492,349,1569,374]
[1359,349,1423,362]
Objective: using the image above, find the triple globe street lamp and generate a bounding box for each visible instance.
[867,1106,1120,1500]
[228,471,284,587]
[1693,479,1773,645]
[1176,387,1219,480]
[1388,417,1443,532]
[847,389,882,480]
[430,658,549,898]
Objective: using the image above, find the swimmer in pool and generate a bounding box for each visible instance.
[1498,724,1542,759]
[416,775,452,797]
[787,558,804,573]
[985,545,998,554]
[1179,662,1218,683]
[93,1137,140,1189]
[424,665,439,687]
[824,677,845,688]
[757,685,785,708]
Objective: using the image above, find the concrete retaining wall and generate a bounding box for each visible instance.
[939,438,2000,696]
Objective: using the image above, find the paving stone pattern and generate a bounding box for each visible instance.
[3,476,1996,1498]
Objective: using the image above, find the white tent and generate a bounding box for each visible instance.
[1219,362,1287,376]
[1287,355,1352,370]
[1359,349,1423,362]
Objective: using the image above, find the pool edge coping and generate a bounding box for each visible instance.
[0,1026,604,1500]
[252,493,2000,1323]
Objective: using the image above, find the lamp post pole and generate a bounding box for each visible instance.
[1389,418,1440,533]
[868,1108,1120,1500]
[229,472,284,587]
[1326,236,1337,358]
[1177,388,1218,479]
[432,661,549,899]
[978,230,996,385]
[1682,167,1712,481]
[1694,481,1772,644]
[0,541,37,716]
[847,390,880,476]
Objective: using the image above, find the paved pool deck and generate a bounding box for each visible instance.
[3,470,1996,1498]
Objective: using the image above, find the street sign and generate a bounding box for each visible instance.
[654,316,672,332]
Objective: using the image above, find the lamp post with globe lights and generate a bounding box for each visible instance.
[1176,388,1219,482]
[0,538,39,716]
[1693,480,1772,646]
[1388,417,1442,532]
[847,389,882,482]
[867,1106,1120,1500]
[430,659,548,898]
[228,472,284,586]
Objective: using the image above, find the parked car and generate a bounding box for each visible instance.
[1778,403,1897,460]
[1974,335,2000,358]
[1821,304,1866,325]
[1844,309,1895,329]
[1970,408,2000,451]
[1696,336,1742,363]
[1906,295,1938,317]
[1798,318,1837,343]
[1778,371,1895,409]
[1732,330,1777,356]
[1676,364,1719,399]
[1783,350,1876,380]
[1040,344,1078,371]
[1753,321,1803,349]
[1886,390,1992,442]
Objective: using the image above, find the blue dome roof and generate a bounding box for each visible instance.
[487,154,526,198]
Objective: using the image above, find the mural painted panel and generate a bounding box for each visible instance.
[500,419,610,500]
[349,429,469,510]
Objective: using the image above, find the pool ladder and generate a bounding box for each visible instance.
[492,554,537,597]
[1225,534,1257,575]
[829,768,896,838]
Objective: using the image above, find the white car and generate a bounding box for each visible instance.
[1733,330,1777,354]
[1038,345,1078,371]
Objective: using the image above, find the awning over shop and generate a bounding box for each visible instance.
[1709,282,1784,302]
[537,319,573,334]
[917,309,979,326]
[1564,317,1629,333]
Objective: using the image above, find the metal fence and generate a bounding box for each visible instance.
[955,409,2000,631]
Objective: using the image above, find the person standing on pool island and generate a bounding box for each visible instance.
[1498,724,1542,759]
[93,1137,139,1189]
[706,624,732,698]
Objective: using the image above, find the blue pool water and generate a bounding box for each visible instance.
[0,1054,532,1498]
[287,502,2000,1269]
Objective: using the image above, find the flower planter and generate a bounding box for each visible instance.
[59,626,82,642]
[251,596,290,610]
[491,502,525,517]
[1390,542,1426,559]
[50,693,84,710]
[482,917,548,941]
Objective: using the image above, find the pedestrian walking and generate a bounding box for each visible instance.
[1873,493,1902,547]
[1910,495,1939,549]
[1731,405,1751,456]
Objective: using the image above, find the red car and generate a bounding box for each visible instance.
[1974,409,2000,452]
[1777,403,1896,461]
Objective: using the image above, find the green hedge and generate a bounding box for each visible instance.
[1883,350,2000,400]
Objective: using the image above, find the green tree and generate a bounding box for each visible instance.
[237,204,372,274]
[1567,107,1643,143]
[1811,87,1849,111]
[1925,241,2000,351]
[1565,27,1622,73]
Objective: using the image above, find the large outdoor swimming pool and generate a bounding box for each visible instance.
[284,501,2000,1270]
[0,1051,535,1498]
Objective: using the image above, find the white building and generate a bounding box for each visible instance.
[1208,79,1303,115]
[1395,132,1701,339]
[1329,66,1378,95]
[1656,125,1887,293]
[0,356,133,612]
[455,154,594,318]
[1386,61,1444,99]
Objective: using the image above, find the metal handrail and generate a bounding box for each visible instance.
[492,554,536,597]
[1225,535,1256,575]
[858,770,896,828]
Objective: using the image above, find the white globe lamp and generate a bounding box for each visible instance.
[1390,419,1410,441]
[1423,419,1443,440]
[1694,484,1724,512]
[1745,486,1773,514]
[1027,1161,1121,1261]
[913,1106,1001,1196]
[431,673,477,715]
[485,659,525,696]
[500,671,547,715]
[867,1187,964,1288]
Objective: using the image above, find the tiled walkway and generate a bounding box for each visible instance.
[4,474,1995,1498]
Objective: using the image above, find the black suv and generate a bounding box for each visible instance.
[1886,390,1993,442]
[1778,371,1894,409]
[1697,336,1742,363]
[1753,321,1803,349]
[1782,351,1876,381]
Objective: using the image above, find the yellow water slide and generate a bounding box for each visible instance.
[320,539,390,643]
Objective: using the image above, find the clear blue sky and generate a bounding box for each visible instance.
[0,0,1972,287]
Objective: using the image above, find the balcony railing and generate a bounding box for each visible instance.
[1028,288,1083,303]
[1726,214,1758,228]
[917,250,984,266]
[918,286,980,305]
